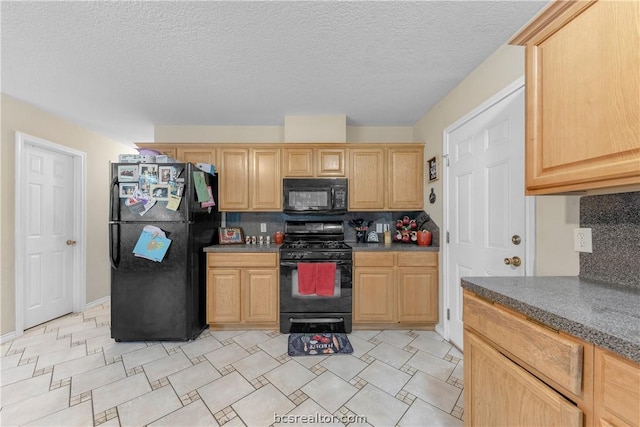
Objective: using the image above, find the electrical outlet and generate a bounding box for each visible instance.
[260,223,267,233]
[376,223,383,233]
[574,228,593,253]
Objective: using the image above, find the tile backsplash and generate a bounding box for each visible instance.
[579,191,639,287]
[224,210,439,246]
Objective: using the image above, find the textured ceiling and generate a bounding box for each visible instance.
[1,1,549,144]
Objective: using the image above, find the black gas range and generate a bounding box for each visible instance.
[280,220,352,261]
[279,221,353,333]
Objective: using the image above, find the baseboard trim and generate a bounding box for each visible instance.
[84,296,111,311]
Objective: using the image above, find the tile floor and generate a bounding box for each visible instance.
[0,302,464,426]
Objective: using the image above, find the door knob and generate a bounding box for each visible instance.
[504,256,521,267]
[66,240,77,246]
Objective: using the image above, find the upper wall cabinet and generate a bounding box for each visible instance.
[283,146,346,177]
[348,145,424,211]
[510,0,640,194]
[218,147,281,212]
[176,147,216,166]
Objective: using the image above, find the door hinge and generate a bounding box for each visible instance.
[447,308,450,320]
[443,154,450,167]
[446,231,450,243]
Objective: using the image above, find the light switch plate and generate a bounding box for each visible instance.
[376,223,383,233]
[574,228,593,253]
[260,223,267,233]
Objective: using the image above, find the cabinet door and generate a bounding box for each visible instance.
[397,267,437,322]
[388,148,423,209]
[353,267,394,322]
[594,347,640,427]
[464,330,583,427]
[349,148,385,210]
[317,148,346,177]
[251,149,282,211]
[176,147,216,165]
[207,269,241,323]
[219,149,250,211]
[513,0,640,194]
[283,148,314,177]
[243,269,278,323]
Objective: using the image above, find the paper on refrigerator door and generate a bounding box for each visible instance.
[133,225,171,262]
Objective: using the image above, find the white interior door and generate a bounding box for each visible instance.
[23,143,76,328]
[445,83,528,350]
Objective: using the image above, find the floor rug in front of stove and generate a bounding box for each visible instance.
[288,333,353,356]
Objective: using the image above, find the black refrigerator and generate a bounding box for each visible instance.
[109,162,220,341]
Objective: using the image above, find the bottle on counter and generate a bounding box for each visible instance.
[384,224,391,246]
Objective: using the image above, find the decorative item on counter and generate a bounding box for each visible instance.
[348,219,373,243]
[394,215,430,244]
[274,231,285,244]
[219,227,244,244]
[384,224,391,246]
[266,235,271,244]
[417,230,432,246]
[366,231,379,242]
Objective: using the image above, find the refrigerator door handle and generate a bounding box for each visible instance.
[109,223,121,268]
[110,176,120,222]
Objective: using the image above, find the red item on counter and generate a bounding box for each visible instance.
[315,263,336,296]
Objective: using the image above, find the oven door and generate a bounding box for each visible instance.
[279,260,352,313]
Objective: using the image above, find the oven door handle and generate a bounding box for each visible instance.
[280,261,352,267]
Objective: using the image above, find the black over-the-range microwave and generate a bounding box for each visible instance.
[283,178,348,215]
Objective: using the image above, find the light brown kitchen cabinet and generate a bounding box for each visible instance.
[251,149,281,211]
[464,290,595,427]
[176,147,216,165]
[206,253,278,329]
[465,329,583,427]
[349,146,424,210]
[219,147,281,211]
[219,148,250,210]
[510,0,640,194]
[594,347,640,427]
[283,147,346,177]
[349,148,386,210]
[353,251,437,327]
[283,148,314,177]
[388,147,424,210]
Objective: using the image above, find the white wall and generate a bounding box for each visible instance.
[1,94,136,335]
[154,125,414,143]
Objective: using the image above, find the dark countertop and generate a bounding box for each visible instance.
[348,242,439,252]
[203,242,439,253]
[461,276,640,363]
[203,243,282,253]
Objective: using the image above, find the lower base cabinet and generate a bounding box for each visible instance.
[464,290,640,427]
[594,347,640,427]
[206,253,278,329]
[465,329,582,427]
[353,251,438,328]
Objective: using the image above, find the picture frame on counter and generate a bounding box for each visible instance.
[117,165,139,182]
[219,227,245,244]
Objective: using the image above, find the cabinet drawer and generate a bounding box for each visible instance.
[208,253,278,268]
[354,252,395,267]
[464,292,583,395]
[397,252,437,267]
